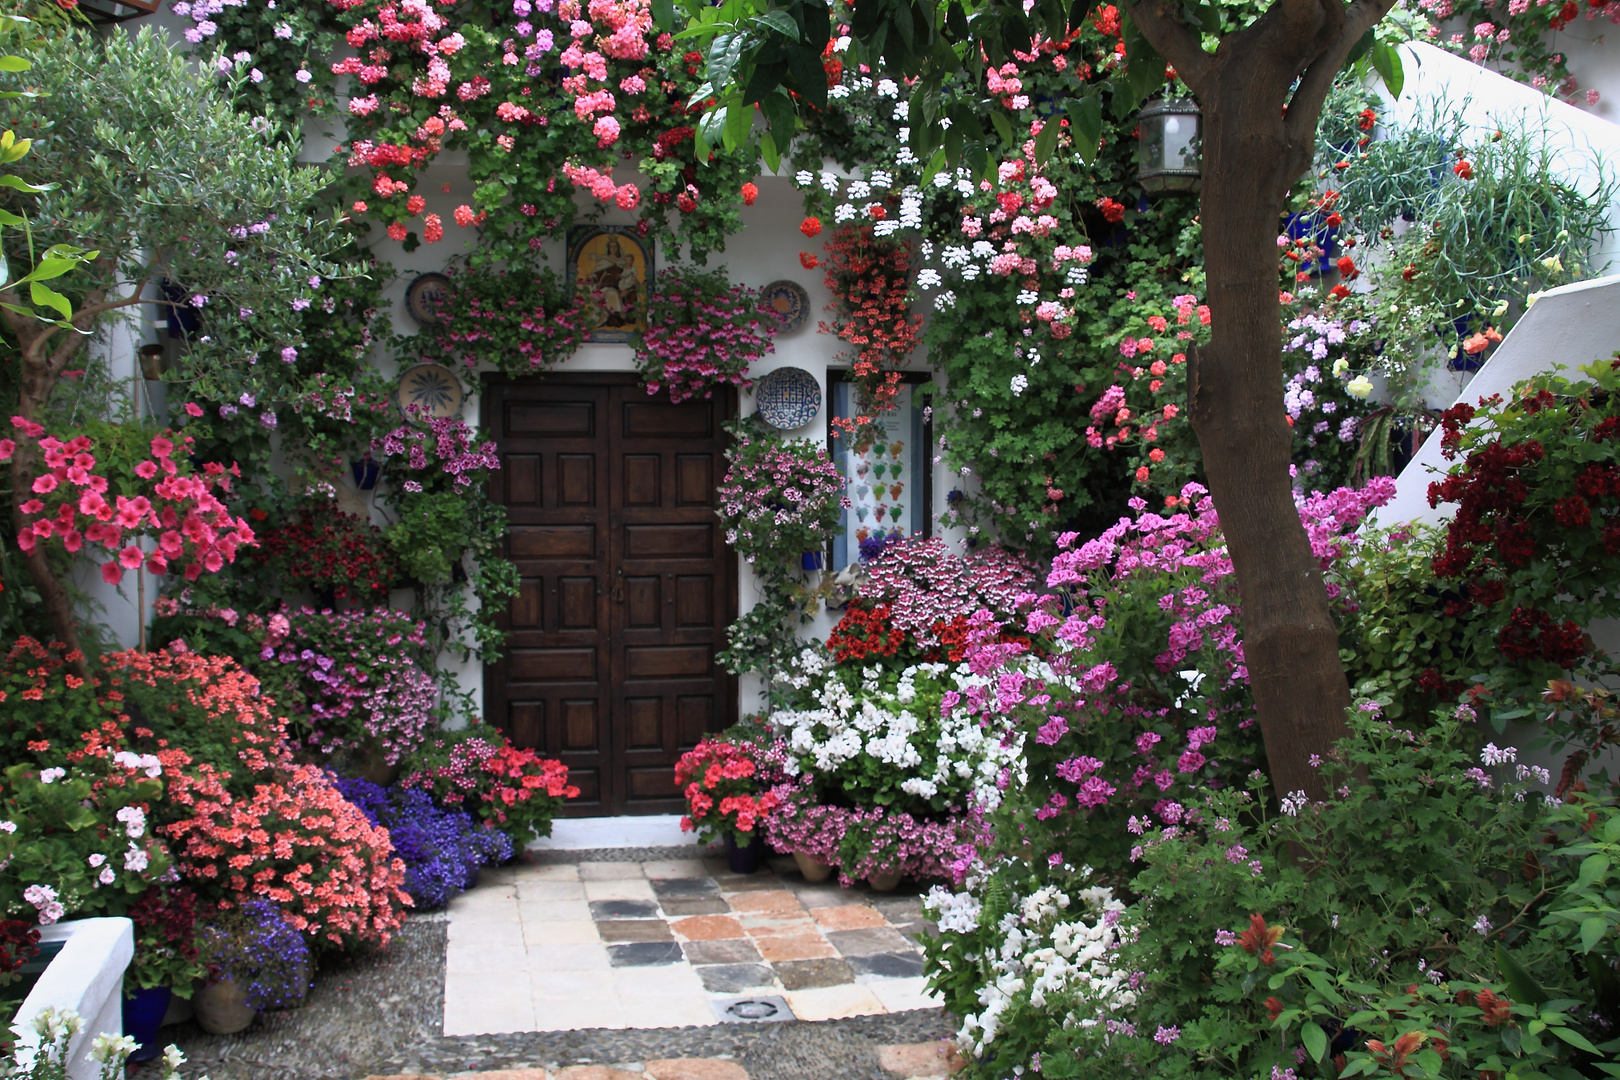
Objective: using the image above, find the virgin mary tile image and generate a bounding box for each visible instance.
[567,225,653,343]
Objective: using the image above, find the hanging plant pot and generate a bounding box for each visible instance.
[350,453,381,491]
[801,550,825,572]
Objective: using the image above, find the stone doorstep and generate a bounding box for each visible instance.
[366,1058,751,1080]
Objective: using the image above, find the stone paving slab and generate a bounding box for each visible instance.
[444,859,940,1034]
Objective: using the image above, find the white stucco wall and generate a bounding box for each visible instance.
[82,17,967,716]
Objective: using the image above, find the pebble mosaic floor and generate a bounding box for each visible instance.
[443,855,942,1035]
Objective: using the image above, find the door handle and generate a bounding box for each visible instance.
[612,568,624,604]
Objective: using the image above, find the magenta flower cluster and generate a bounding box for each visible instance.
[373,409,501,491]
[765,777,987,885]
[635,268,783,404]
[261,607,438,765]
[717,432,850,566]
[983,477,1397,836]
[858,537,1039,646]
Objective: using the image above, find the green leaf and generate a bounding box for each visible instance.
[1066,94,1103,162]
[1345,27,1376,66]
[1577,854,1611,890]
[27,256,77,283]
[1581,915,1607,954]
[650,0,675,29]
[1033,114,1059,163]
[707,32,746,89]
[30,279,70,320]
[1302,1021,1328,1063]
[760,127,780,173]
[989,109,1015,148]
[0,55,29,72]
[1497,942,1550,1006]
[0,173,48,192]
[1551,1025,1602,1054]
[1371,41,1404,99]
[754,8,801,37]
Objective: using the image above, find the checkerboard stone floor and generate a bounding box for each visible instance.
[443,854,942,1035]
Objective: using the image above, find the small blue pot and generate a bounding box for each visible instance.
[123,985,172,1062]
[350,454,381,491]
[801,551,825,572]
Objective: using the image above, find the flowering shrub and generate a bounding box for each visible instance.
[2,419,255,586]
[400,723,577,841]
[765,783,986,885]
[248,505,402,603]
[673,738,779,846]
[260,608,438,767]
[158,757,408,950]
[333,778,511,909]
[126,885,206,994]
[921,871,1131,1060]
[818,225,921,422]
[633,267,780,403]
[966,479,1393,885]
[373,410,501,495]
[371,408,518,657]
[0,759,172,927]
[0,638,116,763]
[102,647,294,795]
[1429,361,1620,669]
[197,899,313,1012]
[416,261,593,378]
[717,422,849,576]
[772,646,1026,816]
[921,700,1586,1078]
[848,538,1037,657]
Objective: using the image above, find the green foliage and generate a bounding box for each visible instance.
[1329,98,1613,347]
[413,259,594,380]
[0,27,354,407]
[0,762,171,925]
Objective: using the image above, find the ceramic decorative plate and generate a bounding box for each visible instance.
[755,366,821,430]
[397,363,464,420]
[405,272,452,325]
[761,279,810,333]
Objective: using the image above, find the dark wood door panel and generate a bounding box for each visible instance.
[485,375,735,816]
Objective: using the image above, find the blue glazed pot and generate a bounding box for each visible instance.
[123,985,172,1062]
[800,551,825,572]
[350,454,381,490]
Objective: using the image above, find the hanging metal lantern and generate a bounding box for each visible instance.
[1137,98,1202,196]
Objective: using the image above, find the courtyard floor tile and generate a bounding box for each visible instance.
[443,855,941,1034]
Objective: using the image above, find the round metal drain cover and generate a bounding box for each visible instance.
[727,999,780,1020]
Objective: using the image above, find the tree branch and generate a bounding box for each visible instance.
[1126,0,1213,96]
[1283,0,1401,156]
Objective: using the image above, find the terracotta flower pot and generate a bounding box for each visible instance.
[867,871,902,892]
[194,977,258,1035]
[792,850,835,883]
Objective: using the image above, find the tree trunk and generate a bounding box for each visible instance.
[1189,83,1351,804]
[1124,0,1400,802]
[6,311,93,671]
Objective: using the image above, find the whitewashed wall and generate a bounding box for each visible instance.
[82,18,966,715]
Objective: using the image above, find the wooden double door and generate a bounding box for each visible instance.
[482,375,736,815]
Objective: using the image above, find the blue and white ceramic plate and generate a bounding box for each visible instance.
[755,366,821,431]
[397,363,464,420]
[761,279,810,333]
[405,272,452,325]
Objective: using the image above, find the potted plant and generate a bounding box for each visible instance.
[123,886,205,1058]
[333,778,513,910]
[674,735,782,874]
[193,901,312,1035]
